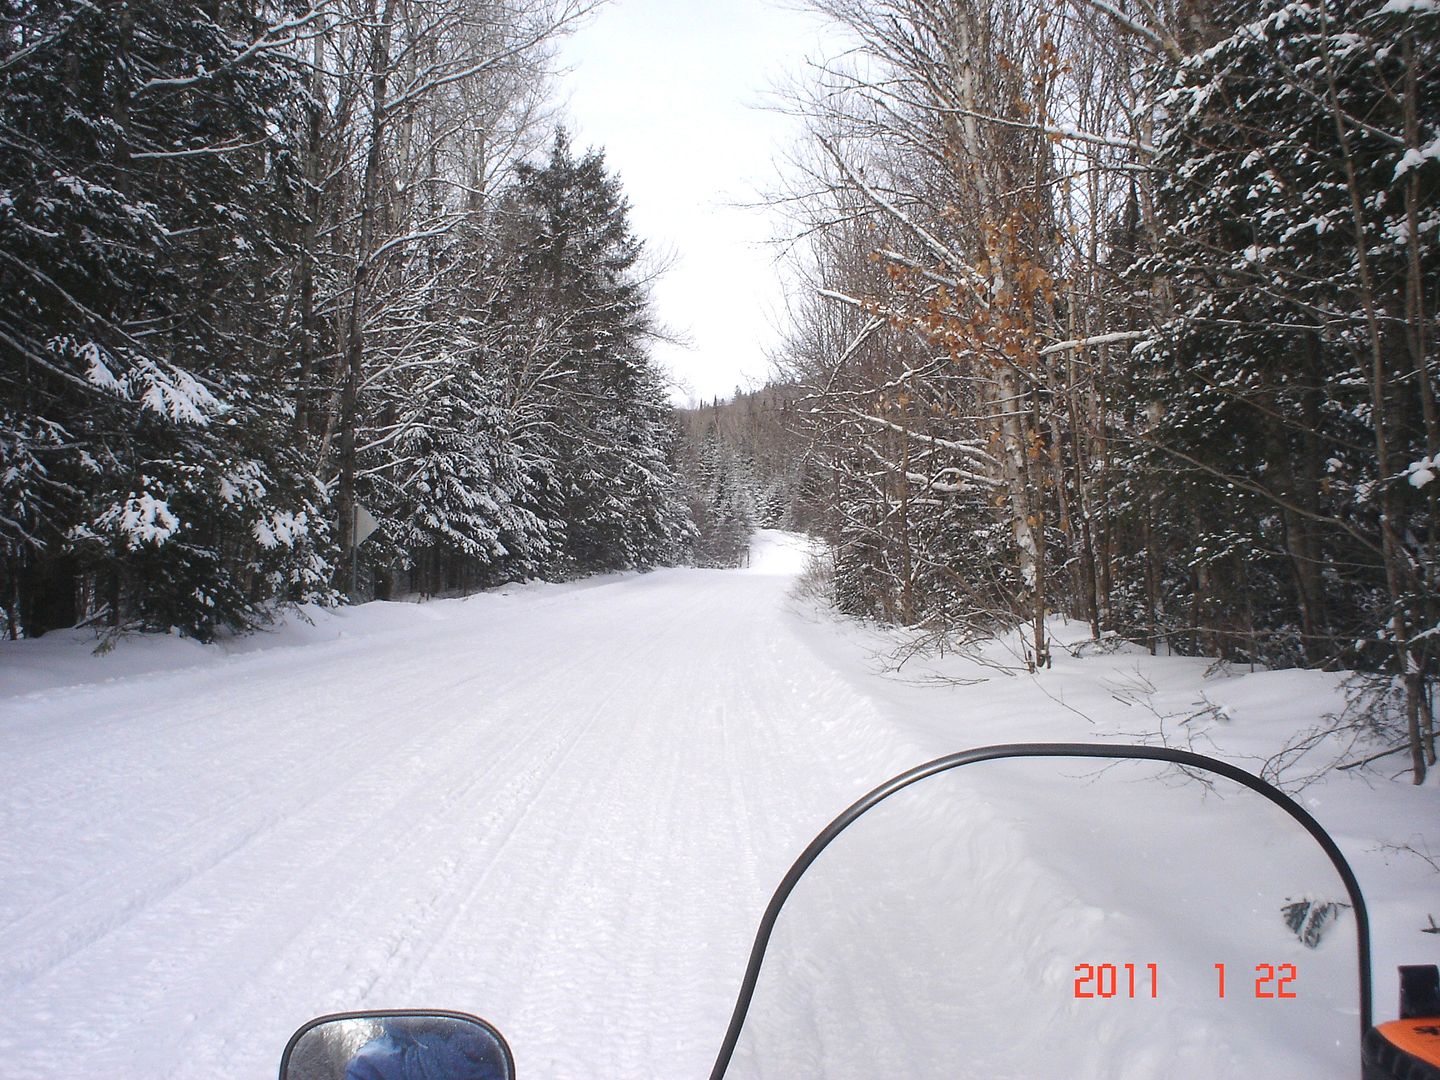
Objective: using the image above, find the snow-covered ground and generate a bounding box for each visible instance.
[0,531,1435,1079]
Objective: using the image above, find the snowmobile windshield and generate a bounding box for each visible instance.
[712,745,1367,1080]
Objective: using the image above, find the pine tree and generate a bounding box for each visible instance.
[0,0,334,639]
[684,429,757,568]
[492,131,693,574]
[1132,0,1438,773]
[369,346,556,594]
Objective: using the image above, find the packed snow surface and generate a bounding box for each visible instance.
[1,531,1435,1079]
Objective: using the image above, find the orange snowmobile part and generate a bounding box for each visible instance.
[1366,1019,1440,1079]
[1378,1019,1440,1063]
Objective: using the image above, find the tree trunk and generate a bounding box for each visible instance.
[335,0,396,597]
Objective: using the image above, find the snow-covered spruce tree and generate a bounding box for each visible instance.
[0,0,335,640]
[673,386,808,563]
[1131,0,1438,778]
[491,131,692,574]
[294,0,580,599]
[364,318,558,595]
[684,429,757,568]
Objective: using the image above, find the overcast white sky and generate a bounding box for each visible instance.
[554,0,835,406]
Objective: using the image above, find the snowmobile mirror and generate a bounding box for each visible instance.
[713,744,1370,1080]
[279,1010,514,1080]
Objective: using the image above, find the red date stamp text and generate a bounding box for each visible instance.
[1072,962,1298,1000]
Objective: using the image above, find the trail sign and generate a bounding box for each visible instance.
[352,503,380,548]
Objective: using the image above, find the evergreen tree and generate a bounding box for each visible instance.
[1131,0,1437,770]
[685,430,756,568]
[370,347,556,594]
[493,131,693,574]
[0,0,334,639]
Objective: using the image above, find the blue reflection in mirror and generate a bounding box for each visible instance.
[281,1011,514,1080]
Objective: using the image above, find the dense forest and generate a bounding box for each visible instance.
[768,0,1438,781]
[675,386,814,567]
[0,0,690,640]
[1,0,1436,783]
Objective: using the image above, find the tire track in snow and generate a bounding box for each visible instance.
[0,640,563,992]
[464,573,895,1080]
[0,603,674,1076]
[394,590,712,1026]
[164,584,726,1078]
[176,691,616,1079]
[0,551,923,1080]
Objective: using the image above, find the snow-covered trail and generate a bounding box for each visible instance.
[0,536,904,1079]
[0,531,1420,1079]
